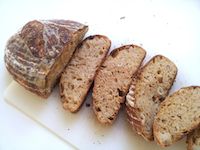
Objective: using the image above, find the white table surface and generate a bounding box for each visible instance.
[0,0,200,150]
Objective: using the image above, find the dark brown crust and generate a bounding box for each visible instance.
[60,35,111,112]
[20,20,45,58]
[110,45,135,58]
[93,44,146,124]
[126,55,178,141]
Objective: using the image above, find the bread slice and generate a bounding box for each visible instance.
[92,45,146,124]
[126,55,177,141]
[187,127,200,150]
[153,86,200,147]
[60,35,111,112]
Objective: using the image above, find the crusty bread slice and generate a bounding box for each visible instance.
[60,35,111,112]
[92,45,146,124]
[153,86,200,147]
[187,127,200,150]
[126,55,177,141]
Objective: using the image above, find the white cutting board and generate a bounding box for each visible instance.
[4,81,186,150]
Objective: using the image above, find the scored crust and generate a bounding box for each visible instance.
[5,20,88,98]
[93,45,146,124]
[126,55,177,141]
[60,35,111,112]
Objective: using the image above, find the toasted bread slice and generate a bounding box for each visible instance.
[126,55,177,141]
[153,86,200,147]
[187,127,200,150]
[60,35,111,112]
[93,45,146,124]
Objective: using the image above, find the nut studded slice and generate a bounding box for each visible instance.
[126,55,177,141]
[153,86,200,147]
[93,45,146,124]
[187,127,200,150]
[60,35,111,112]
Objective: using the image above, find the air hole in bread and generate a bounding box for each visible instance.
[148,84,152,88]
[152,96,157,102]
[99,50,104,55]
[159,96,165,101]
[117,88,125,97]
[183,131,188,134]
[95,107,101,112]
[108,117,114,120]
[101,65,106,68]
[77,78,82,81]
[110,49,119,58]
[60,95,65,99]
[177,115,182,119]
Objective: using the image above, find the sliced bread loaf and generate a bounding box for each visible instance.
[60,35,111,112]
[126,55,177,141]
[92,45,146,124]
[153,86,200,147]
[187,127,200,150]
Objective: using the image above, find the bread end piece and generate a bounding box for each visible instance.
[5,20,88,98]
[153,86,200,147]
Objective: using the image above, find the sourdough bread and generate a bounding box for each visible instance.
[126,55,177,141]
[60,35,111,112]
[5,20,88,98]
[93,45,146,124]
[153,86,200,147]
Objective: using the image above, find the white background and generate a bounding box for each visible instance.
[0,0,200,150]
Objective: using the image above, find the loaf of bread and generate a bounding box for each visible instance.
[126,55,177,141]
[93,45,146,124]
[4,20,88,98]
[60,35,111,112]
[153,86,200,147]
[187,127,200,150]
